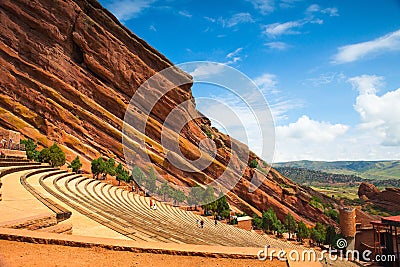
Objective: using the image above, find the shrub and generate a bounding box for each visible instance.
[297,221,309,241]
[68,156,82,173]
[249,159,258,168]
[20,139,39,161]
[39,143,65,167]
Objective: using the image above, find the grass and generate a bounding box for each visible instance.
[311,185,360,200]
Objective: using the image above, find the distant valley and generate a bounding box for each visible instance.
[274,160,400,180]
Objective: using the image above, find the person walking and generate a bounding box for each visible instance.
[153,203,157,211]
[196,219,199,228]
[200,220,204,228]
[8,137,12,149]
[1,137,6,148]
[150,199,153,209]
[214,219,217,226]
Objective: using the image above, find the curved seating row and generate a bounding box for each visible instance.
[1,161,306,249]
[35,171,294,247]
[20,168,72,221]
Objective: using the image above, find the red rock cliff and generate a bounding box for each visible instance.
[0,0,336,225]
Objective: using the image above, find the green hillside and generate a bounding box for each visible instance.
[274,160,400,180]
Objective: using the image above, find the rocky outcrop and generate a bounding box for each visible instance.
[358,182,400,212]
[0,0,336,225]
[358,182,380,199]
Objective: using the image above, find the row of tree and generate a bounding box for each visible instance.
[24,139,231,216]
[187,186,231,218]
[21,139,66,168]
[252,208,339,247]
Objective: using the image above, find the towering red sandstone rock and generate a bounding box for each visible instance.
[0,0,336,225]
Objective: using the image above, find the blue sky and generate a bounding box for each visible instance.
[99,0,400,162]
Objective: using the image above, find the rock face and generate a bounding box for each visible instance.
[358,182,380,199]
[0,0,336,225]
[358,182,400,212]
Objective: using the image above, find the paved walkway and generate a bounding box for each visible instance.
[0,169,52,222]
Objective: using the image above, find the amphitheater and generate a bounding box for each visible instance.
[0,158,360,267]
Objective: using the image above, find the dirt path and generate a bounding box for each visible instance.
[0,240,286,267]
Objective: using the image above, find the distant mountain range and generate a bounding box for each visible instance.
[275,166,400,188]
[274,160,400,180]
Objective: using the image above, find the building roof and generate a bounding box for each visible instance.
[382,215,400,227]
[237,216,252,222]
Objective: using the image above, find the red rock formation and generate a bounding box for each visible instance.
[358,182,380,199]
[0,0,336,225]
[358,182,400,212]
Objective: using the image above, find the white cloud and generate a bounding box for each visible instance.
[265,41,290,50]
[279,0,303,9]
[225,48,244,65]
[274,75,400,162]
[253,73,303,121]
[274,116,354,162]
[306,4,320,13]
[226,48,243,59]
[348,74,385,95]
[188,63,225,78]
[333,29,400,64]
[149,25,157,32]
[310,18,323,25]
[270,99,303,121]
[321,7,339,17]
[178,11,192,18]
[302,72,346,87]
[204,16,216,23]
[254,73,278,93]
[246,0,275,14]
[106,0,156,21]
[349,75,400,146]
[264,21,302,37]
[219,13,254,28]
[276,115,349,143]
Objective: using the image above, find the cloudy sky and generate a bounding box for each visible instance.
[99,0,400,162]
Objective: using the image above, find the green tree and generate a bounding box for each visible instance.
[201,186,216,212]
[188,186,203,210]
[105,158,116,176]
[285,213,297,239]
[145,167,157,193]
[252,215,263,229]
[68,156,82,173]
[116,168,130,185]
[38,144,65,167]
[262,207,280,233]
[216,192,230,218]
[325,225,337,247]
[297,221,310,242]
[310,222,326,246]
[324,209,339,223]
[48,143,66,167]
[115,163,125,185]
[131,166,145,186]
[91,158,105,179]
[170,188,186,205]
[115,163,124,176]
[249,159,258,168]
[21,139,39,161]
[159,182,172,201]
[275,220,286,237]
[38,148,50,163]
